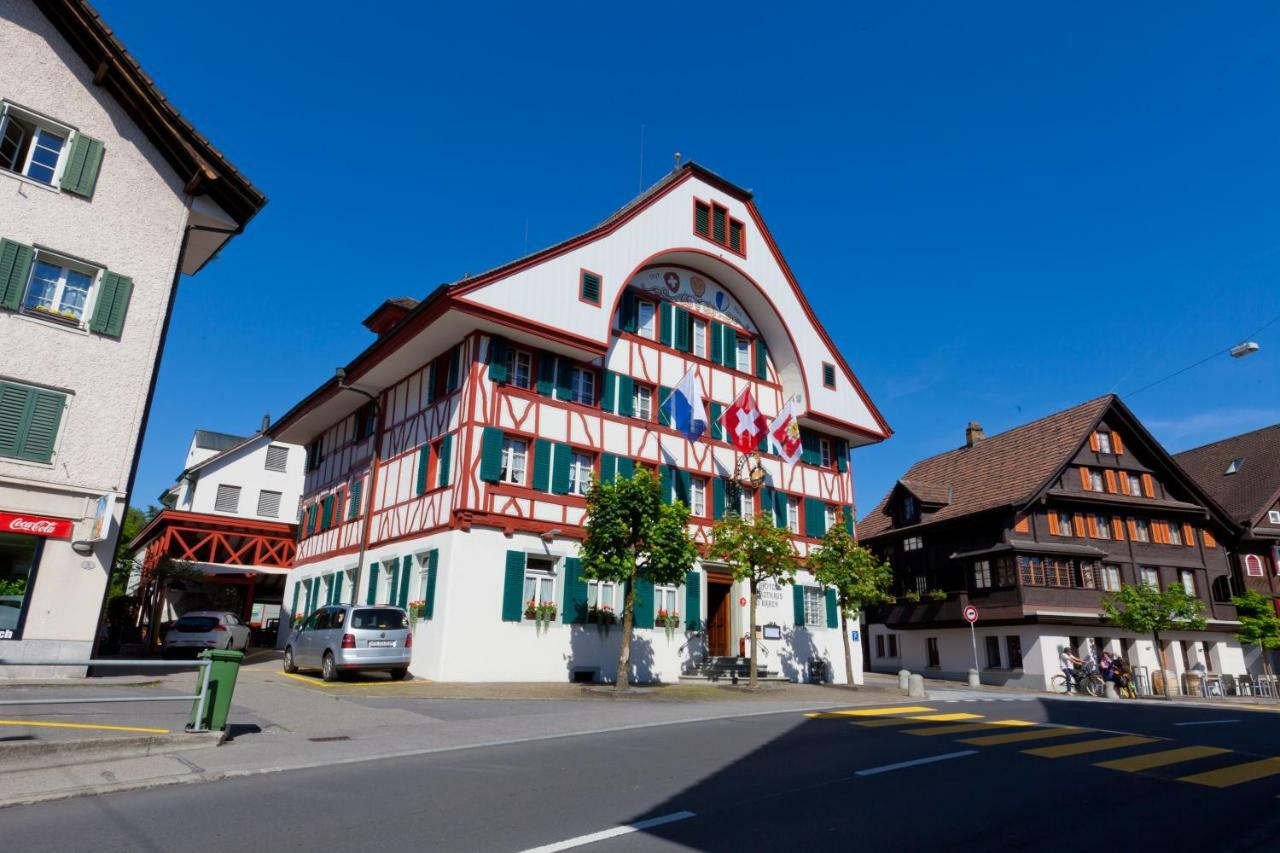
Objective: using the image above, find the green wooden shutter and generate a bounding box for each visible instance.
[366,562,379,605]
[825,588,839,628]
[349,479,362,519]
[302,579,313,615]
[684,571,702,630]
[800,429,820,466]
[674,468,691,506]
[551,442,572,495]
[530,438,552,491]
[0,383,66,463]
[713,477,727,519]
[415,444,431,495]
[617,375,634,417]
[658,386,673,426]
[580,271,601,304]
[536,352,556,396]
[617,457,635,480]
[793,585,807,626]
[0,239,34,311]
[386,558,399,607]
[399,555,413,609]
[555,358,573,401]
[89,272,132,338]
[436,434,453,486]
[488,336,509,383]
[723,326,738,368]
[755,339,768,379]
[659,465,673,504]
[695,201,710,236]
[774,490,788,528]
[320,495,333,529]
[804,498,826,538]
[60,133,105,197]
[425,361,438,404]
[502,551,526,621]
[835,438,849,473]
[479,427,504,482]
[446,345,462,391]
[423,550,439,618]
[710,402,723,441]
[844,505,855,536]
[760,486,774,523]
[331,572,343,605]
[599,452,617,484]
[633,577,655,628]
[290,579,302,616]
[658,302,673,347]
[673,307,691,352]
[562,557,588,624]
[620,292,638,333]
[710,321,724,364]
[600,371,615,414]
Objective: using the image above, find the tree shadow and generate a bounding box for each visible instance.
[565,625,658,685]
[776,625,828,683]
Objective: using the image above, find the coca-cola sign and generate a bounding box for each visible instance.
[0,512,73,538]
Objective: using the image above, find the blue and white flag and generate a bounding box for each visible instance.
[662,368,708,443]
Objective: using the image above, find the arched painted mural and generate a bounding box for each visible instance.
[628,266,757,333]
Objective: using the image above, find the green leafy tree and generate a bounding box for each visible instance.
[1232,589,1280,685]
[1102,583,1206,686]
[810,511,893,687]
[709,511,797,688]
[108,505,157,598]
[580,467,698,690]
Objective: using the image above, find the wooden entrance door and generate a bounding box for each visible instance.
[705,575,732,657]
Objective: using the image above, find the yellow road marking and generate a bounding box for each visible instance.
[1024,735,1157,758]
[902,720,1035,736]
[961,726,1087,746]
[279,672,416,689]
[854,718,929,728]
[908,713,983,722]
[1179,757,1280,788]
[1097,745,1231,772]
[0,719,170,734]
[806,706,934,719]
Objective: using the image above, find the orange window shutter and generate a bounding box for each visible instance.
[1182,523,1195,546]
[1072,514,1086,537]
[1087,515,1100,538]
[1015,515,1030,534]
[1142,474,1155,498]
[1079,467,1092,490]
[1118,472,1131,495]
[1127,519,1138,540]
[1104,470,1117,493]
[1112,433,1124,455]
[1047,513,1060,536]
[1089,433,1100,452]
[1204,529,1217,548]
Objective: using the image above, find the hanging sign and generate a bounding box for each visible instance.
[0,512,74,538]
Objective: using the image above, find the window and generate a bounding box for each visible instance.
[1094,515,1111,539]
[1052,511,1072,536]
[1006,636,1023,669]
[257,490,282,518]
[306,439,323,471]
[1226,457,1244,475]
[0,380,66,464]
[0,531,42,640]
[973,560,992,589]
[0,107,68,185]
[655,585,678,619]
[1179,570,1196,596]
[1268,510,1280,525]
[1101,564,1122,592]
[1089,470,1105,492]
[822,363,837,389]
[636,300,656,339]
[819,438,833,468]
[22,255,99,326]
[824,504,837,531]
[1140,567,1159,589]
[1121,473,1143,496]
[802,586,826,627]
[214,484,241,514]
[264,445,289,472]
[1094,431,1112,454]
[786,497,800,534]
[876,635,885,658]
[1018,556,1095,589]
[568,451,594,496]
[734,335,751,372]
[499,437,528,485]
[570,367,595,406]
[579,270,601,305]
[523,556,556,607]
[692,318,707,358]
[994,557,1016,586]
[354,402,377,440]
[587,579,620,615]
[1132,519,1150,543]
[694,199,745,254]
[634,385,653,421]
[1244,554,1266,577]
[926,638,940,668]
[902,495,918,523]
[985,636,1001,669]
[690,477,706,518]
[740,488,755,521]
[505,349,532,389]
[915,575,929,594]
[887,635,898,657]
[1167,523,1183,546]
[902,536,923,552]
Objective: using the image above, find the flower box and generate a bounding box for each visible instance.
[655,611,680,629]
[587,608,616,625]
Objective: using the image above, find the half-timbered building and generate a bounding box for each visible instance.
[270,162,890,683]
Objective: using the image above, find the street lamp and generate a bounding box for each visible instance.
[1230,341,1260,359]
[336,367,381,606]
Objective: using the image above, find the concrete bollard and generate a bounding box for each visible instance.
[898,669,911,692]
[1104,681,1119,700]
[908,673,927,699]
[968,668,980,688]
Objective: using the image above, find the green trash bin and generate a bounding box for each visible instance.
[188,648,244,732]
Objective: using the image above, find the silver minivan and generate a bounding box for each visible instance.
[283,604,412,682]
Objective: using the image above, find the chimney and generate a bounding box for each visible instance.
[261,413,271,433]
[965,421,985,448]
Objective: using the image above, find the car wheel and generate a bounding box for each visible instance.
[322,652,338,683]
[283,646,297,673]
[389,667,408,681]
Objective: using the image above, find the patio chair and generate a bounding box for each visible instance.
[1220,674,1237,696]
[1256,677,1276,699]
[1237,675,1254,697]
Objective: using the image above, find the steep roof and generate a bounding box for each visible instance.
[193,430,246,452]
[859,396,1114,539]
[1173,423,1280,526]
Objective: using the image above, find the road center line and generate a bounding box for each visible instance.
[855,750,978,777]
[1172,720,1239,726]
[519,811,697,852]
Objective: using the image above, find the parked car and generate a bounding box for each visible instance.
[162,611,252,657]
[283,604,412,682]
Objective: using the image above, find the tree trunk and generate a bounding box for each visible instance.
[615,563,638,691]
[840,604,855,688]
[1153,630,1169,696]
[748,576,758,688]
[150,579,167,652]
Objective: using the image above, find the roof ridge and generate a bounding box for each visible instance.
[1173,421,1280,457]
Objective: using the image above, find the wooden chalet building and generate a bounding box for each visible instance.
[269,162,890,683]
[860,395,1251,692]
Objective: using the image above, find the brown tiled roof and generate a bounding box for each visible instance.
[899,480,951,506]
[859,396,1114,539]
[1173,423,1280,527]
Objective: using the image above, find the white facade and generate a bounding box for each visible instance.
[165,432,305,524]
[0,1,260,670]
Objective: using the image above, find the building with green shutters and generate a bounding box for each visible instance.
[0,1,264,672]
[271,162,889,683]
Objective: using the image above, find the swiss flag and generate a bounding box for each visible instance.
[721,387,769,453]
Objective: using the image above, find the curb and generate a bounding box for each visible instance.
[0,730,225,772]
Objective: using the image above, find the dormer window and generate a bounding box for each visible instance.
[903,495,918,523]
[1226,457,1244,475]
[1094,432,1111,454]
[694,199,745,256]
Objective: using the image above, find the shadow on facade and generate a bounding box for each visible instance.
[775,626,826,683]
[565,624,656,684]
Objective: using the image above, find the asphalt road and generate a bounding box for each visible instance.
[6,695,1280,852]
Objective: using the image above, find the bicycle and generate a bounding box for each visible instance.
[1051,666,1105,697]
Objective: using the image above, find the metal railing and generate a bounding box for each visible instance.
[0,658,213,732]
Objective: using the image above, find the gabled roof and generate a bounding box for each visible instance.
[1174,423,1280,527]
[193,430,246,452]
[899,479,952,506]
[859,396,1114,539]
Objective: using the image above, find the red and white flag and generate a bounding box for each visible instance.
[721,387,769,453]
[768,396,804,467]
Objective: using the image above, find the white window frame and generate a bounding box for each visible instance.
[523,556,557,607]
[1268,510,1280,525]
[413,553,431,605]
[570,367,595,406]
[692,317,707,358]
[587,578,620,614]
[1140,567,1159,589]
[1088,470,1105,492]
[1167,523,1183,546]
[1095,515,1111,539]
[690,476,706,518]
[802,586,826,627]
[819,438,833,468]
[903,536,923,552]
[1179,569,1196,596]
[1056,512,1073,536]
[1244,554,1265,577]
[22,250,101,327]
[1133,519,1150,543]
[499,437,528,485]
[734,335,751,372]
[973,560,992,589]
[505,348,533,389]
[636,300,656,340]
[0,104,72,186]
[1101,564,1122,593]
[824,504,837,531]
[1095,431,1112,454]
[655,585,679,619]
[634,385,652,421]
[786,497,800,534]
[568,450,594,496]
[739,488,755,520]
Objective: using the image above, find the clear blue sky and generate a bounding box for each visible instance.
[104,0,1280,516]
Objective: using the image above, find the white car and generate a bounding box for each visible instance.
[163,611,251,656]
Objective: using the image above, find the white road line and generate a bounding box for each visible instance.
[1172,719,1240,726]
[520,811,697,852]
[855,750,979,777]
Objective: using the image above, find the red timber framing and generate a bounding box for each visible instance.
[132,510,296,570]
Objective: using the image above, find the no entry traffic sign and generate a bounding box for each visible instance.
[963,605,979,624]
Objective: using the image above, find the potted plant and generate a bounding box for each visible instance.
[927,589,948,602]
[588,604,616,625]
[525,599,557,626]
[903,590,922,603]
[408,599,426,620]
[655,609,680,628]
